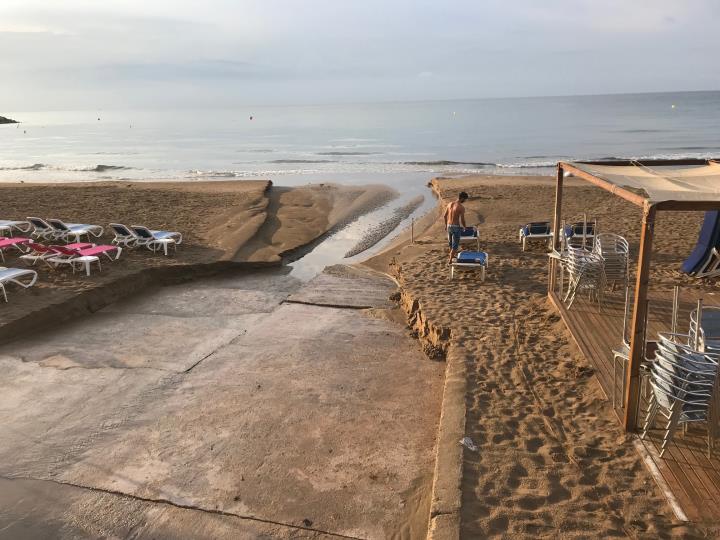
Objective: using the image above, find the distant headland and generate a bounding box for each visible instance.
[0,115,18,124]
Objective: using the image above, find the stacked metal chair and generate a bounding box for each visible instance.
[689,305,720,352]
[563,244,606,309]
[594,233,629,292]
[641,331,720,457]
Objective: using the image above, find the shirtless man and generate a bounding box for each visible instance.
[443,191,468,264]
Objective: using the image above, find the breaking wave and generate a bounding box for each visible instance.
[403,160,493,167]
[0,163,133,172]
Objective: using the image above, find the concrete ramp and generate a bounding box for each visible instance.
[287,264,396,309]
[0,266,441,539]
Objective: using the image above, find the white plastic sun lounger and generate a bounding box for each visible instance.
[450,251,488,281]
[131,225,182,256]
[0,267,38,302]
[0,220,31,237]
[28,217,58,240]
[47,219,104,243]
[110,223,141,247]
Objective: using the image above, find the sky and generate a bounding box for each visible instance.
[1,0,719,109]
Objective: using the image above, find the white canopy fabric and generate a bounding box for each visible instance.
[569,161,720,204]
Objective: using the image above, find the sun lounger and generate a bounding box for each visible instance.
[47,219,104,243]
[0,220,31,237]
[518,221,553,251]
[110,223,141,247]
[0,267,38,302]
[450,251,488,281]
[563,222,595,248]
[28,217,58,240]
[47,244,122,276]
[0,237,31,262]
[459,226,480,251]
[682,211,720,275]
[131,225,182,256]
[19,242,93,266]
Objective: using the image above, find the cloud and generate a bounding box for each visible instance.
[0,0,718,108]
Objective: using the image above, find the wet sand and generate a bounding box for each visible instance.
[363,174,720,537]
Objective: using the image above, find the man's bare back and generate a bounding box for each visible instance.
[444,200,466,227]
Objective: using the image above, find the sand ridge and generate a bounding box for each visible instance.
[366,174,720,537]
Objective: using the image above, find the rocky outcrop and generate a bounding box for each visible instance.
[0,116,18,124]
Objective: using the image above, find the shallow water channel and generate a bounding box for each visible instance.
[288,179,436,280]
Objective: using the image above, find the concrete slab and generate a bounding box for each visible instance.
[0,477,333,539]
[0,312,255,372]
[287,265,396,309]
[195,268,303,294]
[103,285,281,317]
[0,357,170,477]
[56,302,443,538]
[0,267,442,539]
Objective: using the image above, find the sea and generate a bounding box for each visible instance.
[1,91,719,188]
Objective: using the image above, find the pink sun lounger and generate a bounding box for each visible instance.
[20,242,93,266]
[0,237,31,262]
[47,244,122,276]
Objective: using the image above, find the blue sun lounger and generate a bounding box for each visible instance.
[459,226,480,250]
[451,251,488,281]
[682,211,720,276]
[518,222,553,251]
[563,221,595,248]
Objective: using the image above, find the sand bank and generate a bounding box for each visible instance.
[363,174,718,537]
[0,180,394,342]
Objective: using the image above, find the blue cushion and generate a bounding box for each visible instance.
[564,223,594,237]
[460,227,477,237]
[457,251,487,264]
[521,222,551,237]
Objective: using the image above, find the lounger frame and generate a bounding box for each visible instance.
[0,267,38,302]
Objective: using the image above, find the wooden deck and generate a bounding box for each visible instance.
[549,287,720,523]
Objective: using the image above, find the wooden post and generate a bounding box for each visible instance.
[549,165,564,293]
[623,204,656,431]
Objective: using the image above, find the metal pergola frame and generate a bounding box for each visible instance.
[550,158,720,431]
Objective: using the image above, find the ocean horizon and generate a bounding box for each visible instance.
[2,90,719,186]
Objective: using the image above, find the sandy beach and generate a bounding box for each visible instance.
[363,174,720,537]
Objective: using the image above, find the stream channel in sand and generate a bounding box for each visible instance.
[0,178,445,539]
[287,174,436,280]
